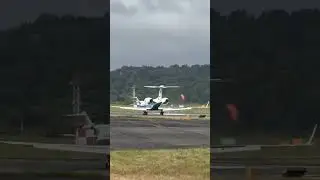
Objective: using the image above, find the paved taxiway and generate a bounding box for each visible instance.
[0,159,105,173]
[211,160,320,179]
[0,159,108,179]
[110,118,210,150]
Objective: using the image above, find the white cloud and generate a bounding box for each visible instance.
[110,0,210,70]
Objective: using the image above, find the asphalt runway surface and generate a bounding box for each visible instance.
[110,118,210,150]
[211,160,320,180]
[0,159,105,172]
[0,159,108,179]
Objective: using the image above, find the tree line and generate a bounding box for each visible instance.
[0,13,109,132]
[110,65,210,104]
[212,9,320,134]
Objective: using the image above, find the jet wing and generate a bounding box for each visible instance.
[0,141,108,154]
[161,107,192,111]
[111,106,146,110]
[112,103,162,111]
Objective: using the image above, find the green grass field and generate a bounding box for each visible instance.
[110,105,210,115]
[110,148,210,180]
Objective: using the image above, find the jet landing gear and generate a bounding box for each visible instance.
[142,110,164,115]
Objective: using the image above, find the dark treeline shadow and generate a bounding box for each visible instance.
[0,12,109,135]
[211,8,320,138]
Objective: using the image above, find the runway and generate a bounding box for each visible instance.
[211,160,320,179]
[211,165,320,180]
[0,159,104,172]
[110,118,210,150]
[0,159,108,179]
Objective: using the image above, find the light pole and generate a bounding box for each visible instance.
[70,81,81,115]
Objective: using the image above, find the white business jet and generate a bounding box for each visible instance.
[112,101,192,116]
[112,85,191,115]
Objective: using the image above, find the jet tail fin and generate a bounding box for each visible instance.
[306,124,318,145]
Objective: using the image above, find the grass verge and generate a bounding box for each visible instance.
[110,148,210,180]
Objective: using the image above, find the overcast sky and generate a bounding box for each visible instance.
[0,0,107,30]
[110,0,210,70]
[1,0,320,70]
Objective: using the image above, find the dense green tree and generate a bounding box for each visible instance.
[212,9,320,134]
[110,65,210,104]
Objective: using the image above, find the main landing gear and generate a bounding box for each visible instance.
[142,111,164,115]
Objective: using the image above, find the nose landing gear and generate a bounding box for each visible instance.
[143,111,148,115]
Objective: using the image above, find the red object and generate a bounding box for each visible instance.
[180,94,185,101]
[226,104,238,120]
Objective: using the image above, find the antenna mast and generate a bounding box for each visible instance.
[71,77,81,115]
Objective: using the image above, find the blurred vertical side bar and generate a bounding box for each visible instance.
[210,7,226,180]
[105,3,111,178]
[210,7,215,180]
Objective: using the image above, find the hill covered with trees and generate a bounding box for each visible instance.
[212,9,320,134]
[0,13,109,131]
[110,65,210,104]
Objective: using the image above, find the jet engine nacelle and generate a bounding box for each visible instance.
[144,97,154,104]
[161,98,169,105]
